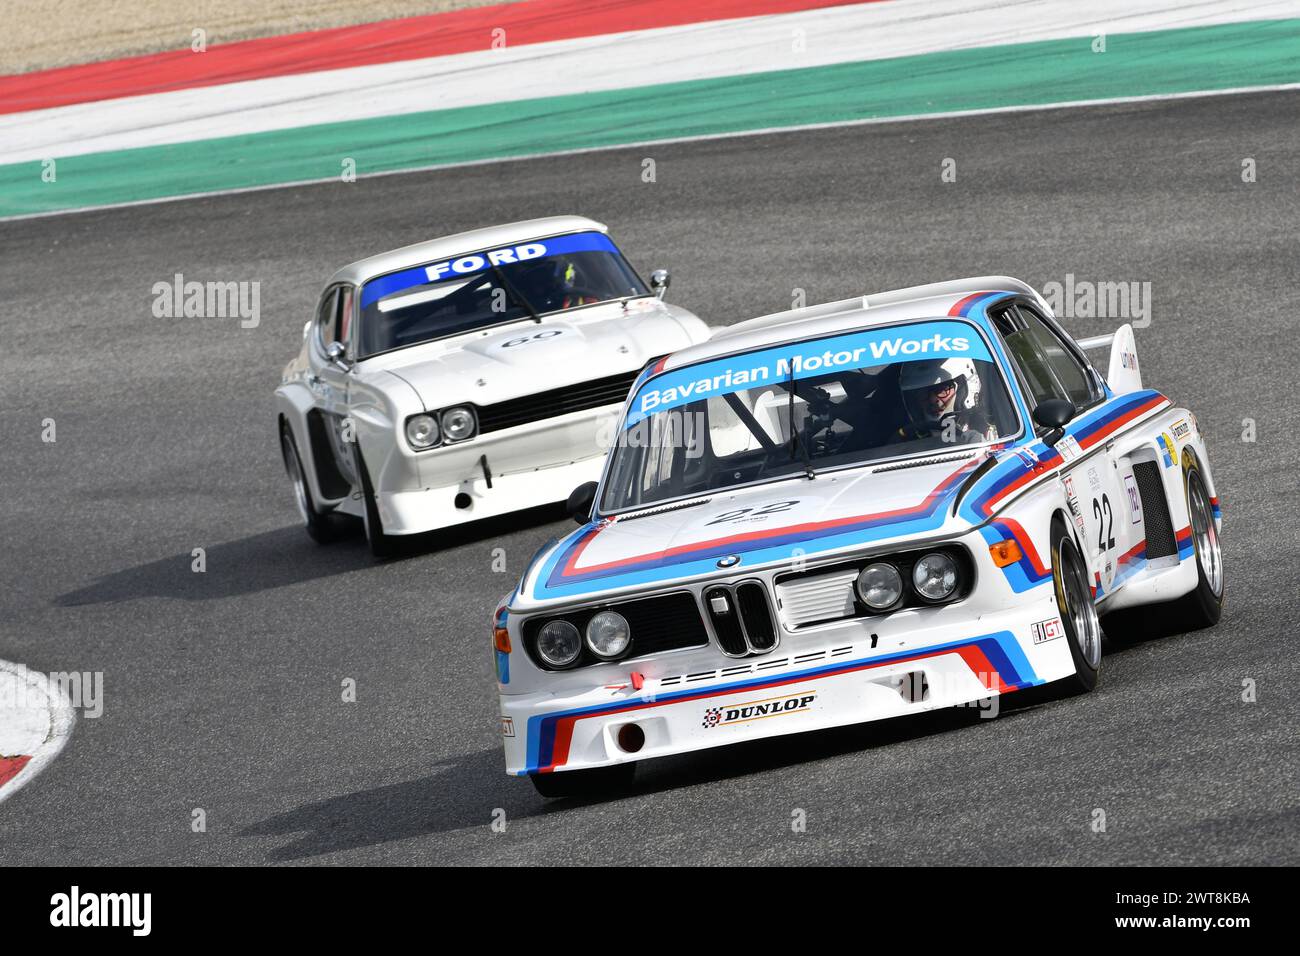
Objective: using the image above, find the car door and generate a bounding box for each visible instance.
[310,284,359,487]
[993,301,1127,593]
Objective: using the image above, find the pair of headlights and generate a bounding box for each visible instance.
[856,552,960,610]
[404,406,477,450]
[535,610,630,668]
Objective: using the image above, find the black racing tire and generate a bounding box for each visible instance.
[279,420,347,544]
[353,445,400,559]
[1050,517,1101,695]
[529,762,636,799]
[1169,462,1224,630]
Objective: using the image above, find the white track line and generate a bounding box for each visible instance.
[0,660,76,805]
[2,82,1297,225]
[5,0,1294,163]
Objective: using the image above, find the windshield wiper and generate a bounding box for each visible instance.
[786,367,817,480]
[490,264,542,323]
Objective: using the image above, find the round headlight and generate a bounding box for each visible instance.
[405,414,440,449]
[535,620,582,668]
[856,562,903,610]
[913,552,959,601]
[441,406,477,442]
[585,610,631,659]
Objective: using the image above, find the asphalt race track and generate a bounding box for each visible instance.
[1,90,1297,865]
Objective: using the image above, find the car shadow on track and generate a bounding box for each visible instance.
[53,504,569,606]
[241,696,1056,861]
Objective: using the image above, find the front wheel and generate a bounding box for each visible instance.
[280,421,346,543]
[353,445,400,559]
[529,762,636,799]
[1050,519,1101,695]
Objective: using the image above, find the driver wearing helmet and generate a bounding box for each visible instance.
[512,258,598,311]
[894,358,998,445]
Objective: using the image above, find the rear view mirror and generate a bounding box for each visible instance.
[567,481,598,524]
[650,269,671,299]
[1032,399,1075,447]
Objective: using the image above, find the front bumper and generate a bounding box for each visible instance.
[499,589,1076,777]
[378,455,603,534]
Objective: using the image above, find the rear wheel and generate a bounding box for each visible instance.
[1169,464,1224,629]
[280,421,346,543]
[354,446,399,559]
[1050,519,1101,695]
[529,762,636,799]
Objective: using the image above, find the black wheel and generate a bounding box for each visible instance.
[353,445,399,559]
[529,762,636,799]
[280,421,346,543]
[1050,518,1101,695]
[1169,463,1224,629]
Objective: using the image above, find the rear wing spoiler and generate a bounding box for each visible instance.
[1076,323,1142,394]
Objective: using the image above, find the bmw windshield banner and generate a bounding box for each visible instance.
[360,231,618,307]
[626,320,994,428]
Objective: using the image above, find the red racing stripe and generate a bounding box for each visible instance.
[0,0,870,115]
[0,754,32,788]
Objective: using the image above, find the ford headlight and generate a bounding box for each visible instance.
[585,610,631,659]
[404,414,440,450]
[441,406,477,442]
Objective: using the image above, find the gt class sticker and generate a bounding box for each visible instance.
[702,691,817,728]
[1031,618,1064,644]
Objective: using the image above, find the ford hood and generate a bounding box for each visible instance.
[357,299,701,410]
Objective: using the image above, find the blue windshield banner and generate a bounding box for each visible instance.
[360,231,618,307]
[625,320,995,428]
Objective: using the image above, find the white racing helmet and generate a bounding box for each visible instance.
[900,357,982,425]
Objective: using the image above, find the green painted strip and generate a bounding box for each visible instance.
[3,19,1299,218]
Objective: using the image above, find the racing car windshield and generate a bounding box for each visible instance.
[600,320,1022,512]
[356,232,649,357]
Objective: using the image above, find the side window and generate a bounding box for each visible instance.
[316,288,339,347]
[997,304,1094,411]
[336,286,355,346]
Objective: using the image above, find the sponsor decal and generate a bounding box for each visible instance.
[1086,465,1102,492]
[1031,618,1064,645]
[1120,350,1139,371]
[360,231,618,307]
[1123,473,1142,524]
[626,320,993,426]
[1171,418,1191,441]
[500,716,515,737]
[1055,434,1083,463]
[702,691,817,728]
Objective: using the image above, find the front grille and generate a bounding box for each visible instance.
[704,586,748,655]
[1133,460,1176,557]
[476,368,643,434]
[736,582,777,651]
[705,582,779,655]
[776,568,859,628]
[523,590,707,670]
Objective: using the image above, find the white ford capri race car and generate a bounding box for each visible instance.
[276,216,711,555]
[492,276,1224,797]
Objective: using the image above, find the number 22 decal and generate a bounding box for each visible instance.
[1092,494,1116,551]
[706,500,799,525]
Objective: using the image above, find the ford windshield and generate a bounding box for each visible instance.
[600,321,1021,512]
[357,232,650,357]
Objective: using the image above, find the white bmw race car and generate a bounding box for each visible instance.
[492,276,1224,797]
[275,216,711,555]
